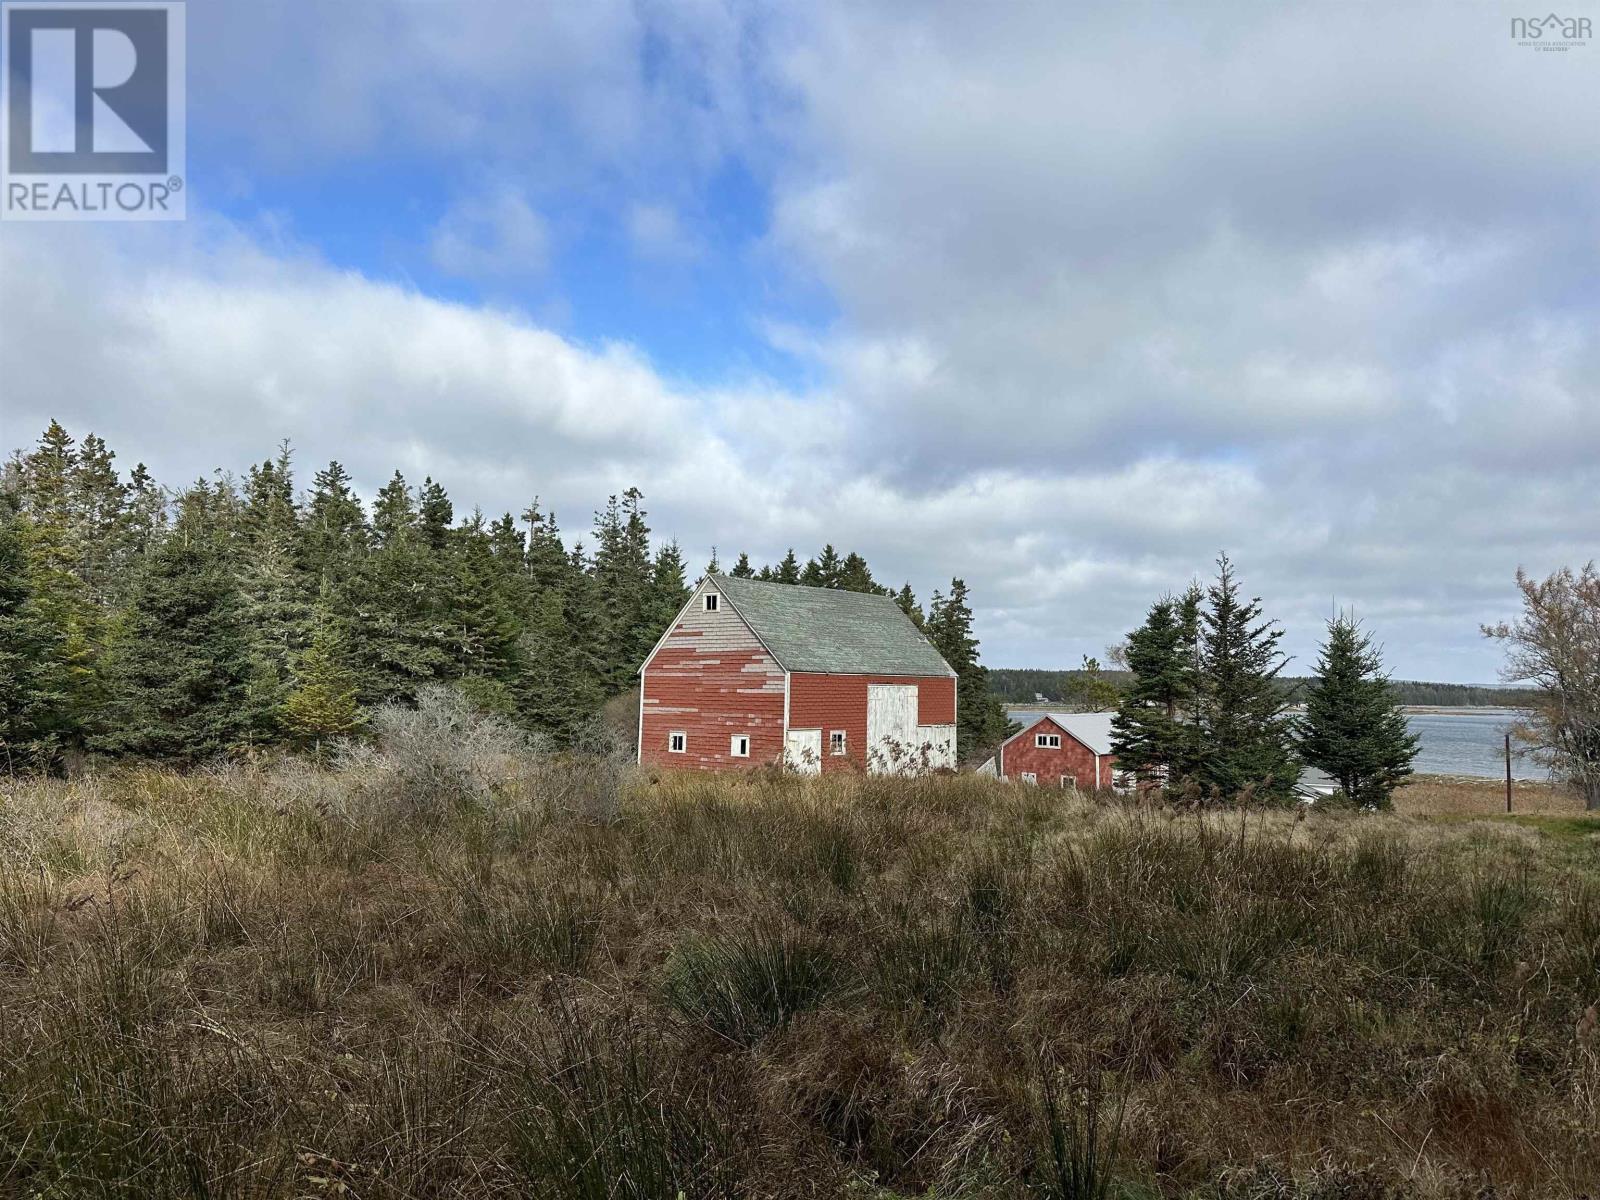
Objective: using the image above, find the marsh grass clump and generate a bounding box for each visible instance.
[872,907,985,1020]
[0,765,1595,1196]
[504,1005,744,1199]
[662,926,844,1045]
[453,878,602,981]
[1025,1065,1129,1200]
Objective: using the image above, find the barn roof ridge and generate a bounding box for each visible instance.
[709,573,955,678]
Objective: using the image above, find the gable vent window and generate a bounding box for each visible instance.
[730,734,750,758]
[669,731,686,754]
[830,731,847,756]
[703,593,719,612]
[1036,733,1062,749]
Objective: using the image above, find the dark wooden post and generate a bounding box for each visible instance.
[1505,732,1513,814]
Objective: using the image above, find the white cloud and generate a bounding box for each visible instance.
[429,188,549,279]
[6,3,1600,682]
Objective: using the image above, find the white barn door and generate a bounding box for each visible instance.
[784,728,822,775]
[866,684,919,774]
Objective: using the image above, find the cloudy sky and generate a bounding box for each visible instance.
[4,1,1597,682]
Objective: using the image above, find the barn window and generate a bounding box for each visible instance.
[830,730,847,755]
[730,734,750,758]
[1060,774,1077,789]
[1020,772,1038,785]
[669,731,686,753]
[703,593,719,612]
[1036,733,1061,749]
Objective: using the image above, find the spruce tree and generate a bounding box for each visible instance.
[1192,555,1299,804]
[1297,615,1419,808]
[12,422,102,746]
[417,477,454,552]
[0,498,67,767]
[775,549,801,584]
[925,578,1012,760]
[443,511,523,713]
[895,583,925,628]
[647,541,691,633]
[123,463,168,559]
[1111,589,1201,785]
[69,432,132,608]
[730,552,755,578]
[522,500,572,595]
[1075,656,1121,711]
[802,544,843,588]
[96,494,259,761]
[239,447,312,714]
[591,490,656,693]
[300,461,368,582]
[519,584,604,741]
[838,552,885,594]
[13,421,78,580]
[280,599,363,750]
[346,514,451,706]
[372,471,417,548]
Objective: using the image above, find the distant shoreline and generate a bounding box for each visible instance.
[1004,703,1529,717]
[1398,704,1529,716]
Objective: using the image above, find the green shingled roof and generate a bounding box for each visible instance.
[712,575,955,677]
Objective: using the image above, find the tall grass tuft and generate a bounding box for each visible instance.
[505,1004,742,1198]
[454,880,601,980]
[1027,1063,1128,1200]
[662,927,842,1045]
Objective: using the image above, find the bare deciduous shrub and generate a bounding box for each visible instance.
[1484,563,1600,809]
[335,684,544,818]
[536,720,633,823]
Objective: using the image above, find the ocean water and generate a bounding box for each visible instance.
[1405,708,1537,779]
[1007,707,1539,780]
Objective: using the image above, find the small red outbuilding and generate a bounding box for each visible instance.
[998,711,1122,790]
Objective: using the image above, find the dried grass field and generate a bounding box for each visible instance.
[1,754,1598,1198]
[1393,773,1587,818]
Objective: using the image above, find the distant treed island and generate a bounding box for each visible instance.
[989,668,1542,710]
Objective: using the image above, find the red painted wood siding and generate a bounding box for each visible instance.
[788,673,956,774]
[640,588,786,771]
[1000,717,1113,788]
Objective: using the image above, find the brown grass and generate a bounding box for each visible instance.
[1394,773,1588,817]
[1,761,1598,1198]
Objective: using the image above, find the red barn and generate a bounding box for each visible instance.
[639,574,958,774]
[998,712,1122,790]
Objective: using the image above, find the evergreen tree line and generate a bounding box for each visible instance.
[716,543,926,630]
[0,422,1008,768]
[1110,554,1420,807]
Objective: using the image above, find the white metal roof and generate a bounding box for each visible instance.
[1006,710,1117,756]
